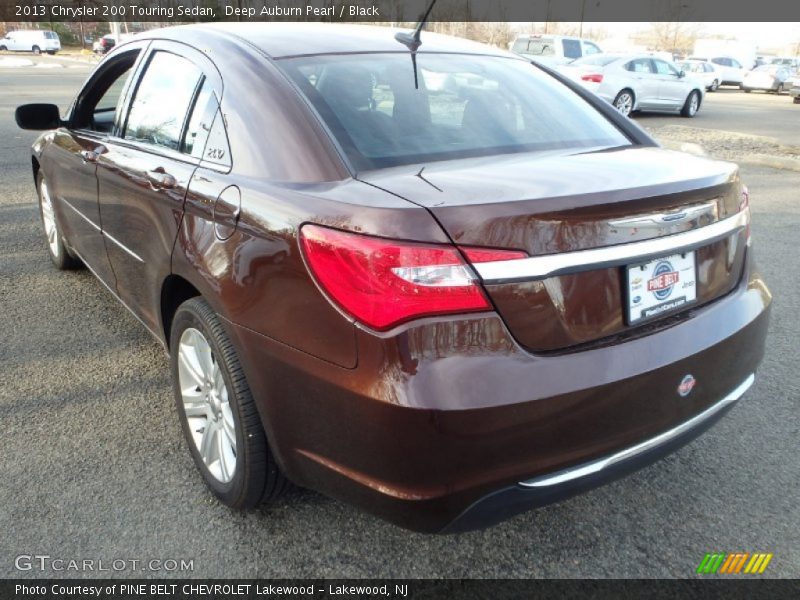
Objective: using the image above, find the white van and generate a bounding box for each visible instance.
[510,34,603,67]
[0,30,61,55]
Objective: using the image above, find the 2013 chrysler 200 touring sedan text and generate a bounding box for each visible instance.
[16,24,771,532]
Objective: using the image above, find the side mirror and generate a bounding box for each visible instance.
[678,70,686,78]
[15,103,62,130]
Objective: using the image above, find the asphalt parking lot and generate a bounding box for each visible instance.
[1,59,798,579]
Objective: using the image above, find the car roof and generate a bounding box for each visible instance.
[140,23,515,59]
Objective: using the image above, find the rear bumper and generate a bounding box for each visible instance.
[443,374,753,533]
[230,256,771,532]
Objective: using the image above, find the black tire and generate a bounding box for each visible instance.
[709,79,719,92]
[793,97,800,104]
[170,297,289,509]
[36,173,82,270]
[32,45,40,55]
[612,89,635,117]
[0,45,7,51]
[681,90,700,118]
[47,50,56,55]
[743,88,751,93]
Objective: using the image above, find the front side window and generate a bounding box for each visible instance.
[124,51,202,151]
[71,51,139,133]
[280,53,629,170]
[654,60,679,76]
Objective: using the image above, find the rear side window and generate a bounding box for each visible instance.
[280,53,629,170]
[562,39,582,59]
[626,59,654,73]
[124,51,202,151]
[584,42,602,55]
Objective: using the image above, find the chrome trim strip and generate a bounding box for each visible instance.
[608,200,718,230]
[519,373,755,489]
[475,210,748,284]
[103,230,145,264]
[61,198,145,263]
[61,198,101,232]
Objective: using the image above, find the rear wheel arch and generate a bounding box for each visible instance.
[160,275,201,348]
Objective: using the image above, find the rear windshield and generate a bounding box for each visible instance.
[279,53,629,171]
[511,38,555,57]
[44,32,58,40]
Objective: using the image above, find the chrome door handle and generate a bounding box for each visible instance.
[146,169,177,189]
[79,145,106,163]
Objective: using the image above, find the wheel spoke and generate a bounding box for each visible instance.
[183,397,208,418]
[178,344,205,387]
[217,431,231,481]
[199,420,217,464]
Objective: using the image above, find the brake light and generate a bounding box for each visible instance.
[581,73,604,83]
[299,225,521,331]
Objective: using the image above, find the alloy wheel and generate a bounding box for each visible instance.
[40,179,60,259]
[177,327,237,483]
[688,93,699,116]
[614,92,633,116]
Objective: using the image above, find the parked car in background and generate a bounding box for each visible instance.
[0,30,60,55]
[741,65,792,93]
[93,34,116,54]
[677,59,722,91]
[14,23,769,533]
[769,57,800,74]
[790,81,800,103]
[690,56,746,86]
[93,33,138,55]
[511,34,603,66]
[559,54,705,117]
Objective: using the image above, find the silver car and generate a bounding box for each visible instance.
[742,65,792,94]
[559,54,705,118]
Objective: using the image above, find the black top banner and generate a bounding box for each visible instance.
[1,0,800,23]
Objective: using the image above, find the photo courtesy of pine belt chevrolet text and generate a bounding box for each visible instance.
[15,23,771,533]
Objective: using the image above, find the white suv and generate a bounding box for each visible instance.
[0,30,61,55]
[511,34,603,67]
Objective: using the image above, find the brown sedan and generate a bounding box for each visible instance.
[16,24,771,532]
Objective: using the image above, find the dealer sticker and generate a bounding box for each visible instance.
[626,251,697,324]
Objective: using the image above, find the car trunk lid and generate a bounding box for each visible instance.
[359,146,748,352]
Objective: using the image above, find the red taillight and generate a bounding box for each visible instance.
[581,73,604,83]
[299,225,522,331]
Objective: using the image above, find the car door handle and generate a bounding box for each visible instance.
[146,168,177,189]
[80,145,106,163]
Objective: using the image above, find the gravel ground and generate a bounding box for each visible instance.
[650,124,800,163]
[0,65,798,579]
